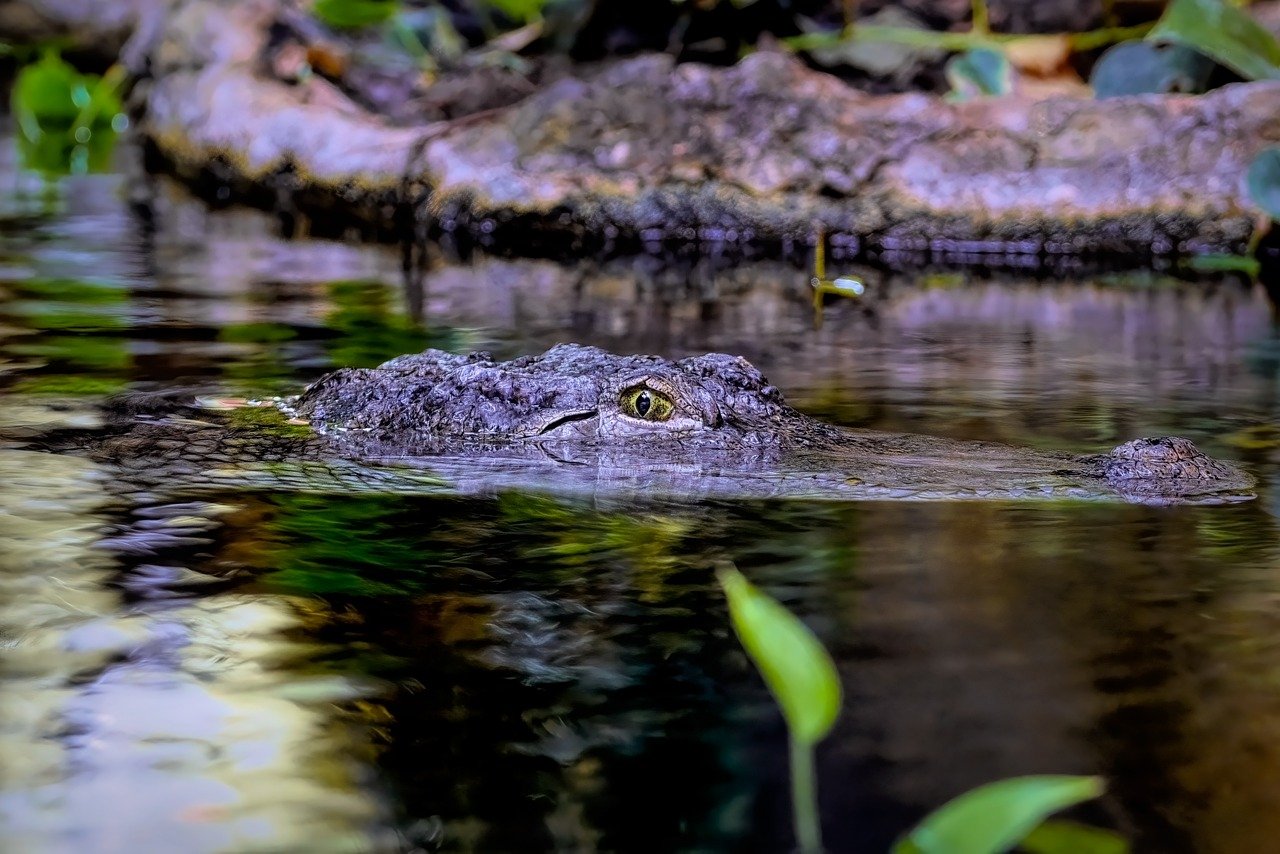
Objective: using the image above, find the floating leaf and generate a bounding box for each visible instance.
[946,46,1011,101]
[1020,820,1130,854]
[1090,42,1214,97]
[1147,0,1280,81]
[313,0,401,29]
[894,775,1106,854]
[717,567,841,746]
[1247,147,1280,220]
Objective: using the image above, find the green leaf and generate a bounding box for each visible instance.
[1147,0,1280,81]
[1247,147,1280,220]
[12,51,83,129]
[1090,42,1214,97]
[717,567,841,746]
[313,0,401,29]
[10,52,124,174]
[894,775,1106,854]
[1020,820,1130,854]
[946,46,1011,101]
[486,0,548,25]
[797,8,944,75]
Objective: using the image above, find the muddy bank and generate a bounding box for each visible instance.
[4,0,1280,256]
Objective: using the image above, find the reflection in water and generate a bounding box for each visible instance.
[2,144,1280,851]
[0,422,393,851]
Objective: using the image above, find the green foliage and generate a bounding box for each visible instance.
[313,0,401,29]
[1147,0,1280,80]
[1090,42,1214,97]
[894,776,1110,854]
[945,46,1011,100]
[719,566,840,853]
[1246,147,1280,221]
[715,567,1124,853]
[1019,820,1130,854]
[485,0,549,25]
[718,567,841,745]
[10,51,125,175]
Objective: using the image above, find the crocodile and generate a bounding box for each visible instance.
[17,344,1256,504]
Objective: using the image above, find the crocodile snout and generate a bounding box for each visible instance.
[1103,437,1256,503]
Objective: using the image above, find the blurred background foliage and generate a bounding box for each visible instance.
[4,0,1278,225]
[7,49,125,174]
[306,0,1279,96]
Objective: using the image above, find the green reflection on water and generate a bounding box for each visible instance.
[257,494,457,596]
[498,492,695,590]
[215,280,464,393]
[324,279,452,368]
[2,277,131,396]
[217,321,302,391]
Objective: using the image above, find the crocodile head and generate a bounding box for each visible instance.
[292,343,820,456]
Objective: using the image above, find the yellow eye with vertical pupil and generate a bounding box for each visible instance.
[621,386,675,421]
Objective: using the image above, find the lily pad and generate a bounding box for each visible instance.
[1147,0,1280,81]
[1091,42,1214,97]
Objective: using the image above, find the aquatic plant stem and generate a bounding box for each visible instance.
[790,737,823,854]
[971,0,990,36]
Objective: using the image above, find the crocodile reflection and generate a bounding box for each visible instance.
[274,344,1253,505]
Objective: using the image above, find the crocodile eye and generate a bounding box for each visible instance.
[621,386,674,421]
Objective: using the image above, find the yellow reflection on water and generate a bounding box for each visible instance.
[0,416,393,852]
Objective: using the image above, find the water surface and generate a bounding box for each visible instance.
[2,144,1280,852]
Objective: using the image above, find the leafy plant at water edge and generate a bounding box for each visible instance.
[312,0,401,29]
[718,566,1125,852]
[1247,148,1280,222]
[1145,0,1280,81]
[10,50,126,175]
[1186,146,1280,277]
[945,47,1011,101]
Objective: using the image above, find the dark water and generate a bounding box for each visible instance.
[2,141,1280,853]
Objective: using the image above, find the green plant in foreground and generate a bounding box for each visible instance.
[718,566,1126,853]
[719,566,840,853]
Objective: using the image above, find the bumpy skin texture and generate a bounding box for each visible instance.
[293,344,1255,503]
[295,344,838,456]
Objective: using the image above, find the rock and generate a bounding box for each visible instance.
[3,0,1278,255]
